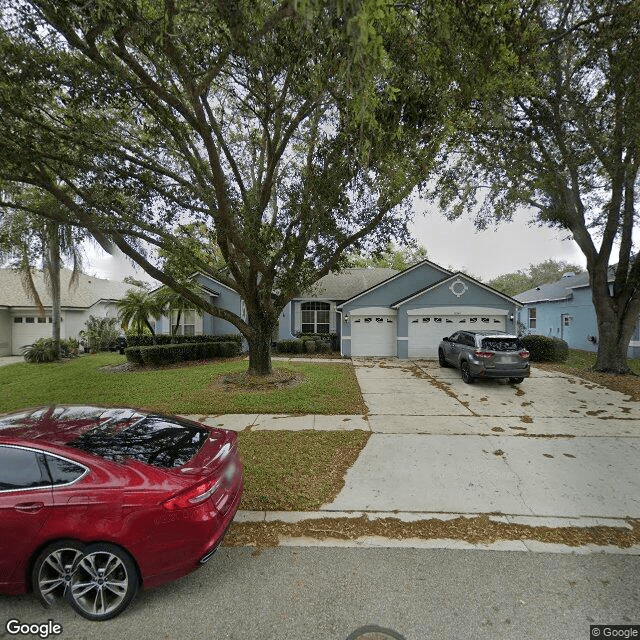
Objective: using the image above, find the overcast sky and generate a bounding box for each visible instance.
[85,199,587,284]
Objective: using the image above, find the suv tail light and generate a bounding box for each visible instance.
[162,477,222,510]
[474,350,494,358]
[519,350,530,359]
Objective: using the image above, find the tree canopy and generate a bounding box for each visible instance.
[488,259,584,297]
[0,0,524,372]
[431,0,640,372]
[344,242,429,271]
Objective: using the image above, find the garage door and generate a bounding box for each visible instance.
[351,314,397,357]
[408,314,506,358]
[11,315,52,354]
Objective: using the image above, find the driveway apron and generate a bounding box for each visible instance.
[323,359,640,521]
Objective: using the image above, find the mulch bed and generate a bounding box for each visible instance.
[211,368,306,392]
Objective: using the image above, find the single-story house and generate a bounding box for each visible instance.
[515,270,640,358]
[0,268,136,355]
[163,260,522,358]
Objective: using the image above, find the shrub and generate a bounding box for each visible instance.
[297,332,338,351]
[22,338,58,363]
[303,339,317,354]
[522,335,569,362]
[125,341,240,366]
[276,339,303,354]
[59,338,80,357]
[124,346,144,365]
[80,316,120,353]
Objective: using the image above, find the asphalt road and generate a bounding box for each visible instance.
[1,547,638,640]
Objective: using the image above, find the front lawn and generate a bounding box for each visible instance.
[237,430,370,511]
[0,353,366,415]
[535,349,640,400]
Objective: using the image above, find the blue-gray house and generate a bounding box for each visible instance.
[515,270,640,358]
[157,260,522,358]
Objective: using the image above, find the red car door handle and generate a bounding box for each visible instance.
[15,502,44,513]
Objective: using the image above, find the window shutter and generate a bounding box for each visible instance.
[330,302,336,332]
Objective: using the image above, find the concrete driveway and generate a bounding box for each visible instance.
[323,359,640,523]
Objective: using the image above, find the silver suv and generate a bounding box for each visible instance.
[438,331,530,384]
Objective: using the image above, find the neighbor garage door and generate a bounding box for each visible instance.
[11,315,52,355]
[350,313,397,357]
[408,314,506,358]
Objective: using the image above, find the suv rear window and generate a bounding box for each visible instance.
[481,337,524,352]
[68,417,209,468]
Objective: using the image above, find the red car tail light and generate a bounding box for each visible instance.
[474,350,494,358]
[162,477,222,510]
[519,350,530,359]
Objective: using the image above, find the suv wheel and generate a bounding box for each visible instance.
[438,349,448,368]
[509,377,524,384]
[461,362,474,384]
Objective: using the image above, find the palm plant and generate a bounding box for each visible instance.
[0,188,85,358]
[117,289,165,344]
[155,279,204,341]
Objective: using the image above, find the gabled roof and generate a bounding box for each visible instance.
[0,268,138,309]
[335,260,451,309]
[516,270,597,304]
[391,272,523,308]
[300,267,398,301]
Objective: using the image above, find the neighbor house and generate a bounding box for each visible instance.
[515,270,640,358]
[162,260,522,358]
[0,268,136,355]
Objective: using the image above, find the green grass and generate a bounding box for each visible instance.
[563,349,640,374]
[237,430,370,511]
[0,354,365,415]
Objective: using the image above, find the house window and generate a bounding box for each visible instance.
[170,310,195,336]
[301,301,330,334]
[563,315,573,326]
[37,317,47,323]
[25,317,35,324]
[13,317,22,323]
[529,308,537,329]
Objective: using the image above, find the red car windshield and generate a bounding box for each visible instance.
[68,417,210,468]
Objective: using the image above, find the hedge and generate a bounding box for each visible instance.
[125,340,240,366]
[522,334,569,363]
[298,332,338,351]
[126,333,243,349]
[275,339,304,354]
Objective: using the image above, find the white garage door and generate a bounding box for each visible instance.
[351,314,397,357]
[408,314,506,358]
[11,315,52,354]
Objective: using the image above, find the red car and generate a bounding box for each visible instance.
[0,405,243,621]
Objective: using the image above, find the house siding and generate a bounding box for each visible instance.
[519,287,601,353]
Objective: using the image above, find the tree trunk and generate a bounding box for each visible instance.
[171,309,182,342]
[591,276,639,374]
[246,310,277,375]
[48,232,62,359]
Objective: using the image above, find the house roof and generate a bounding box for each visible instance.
[390,272,523,308]
[300,267,399,301]
[516,271,594,304]
[0,268,137,309]
[335,260,453,308]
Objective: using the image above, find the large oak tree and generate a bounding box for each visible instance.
[0,0,521,373]
[432,0,640,373]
